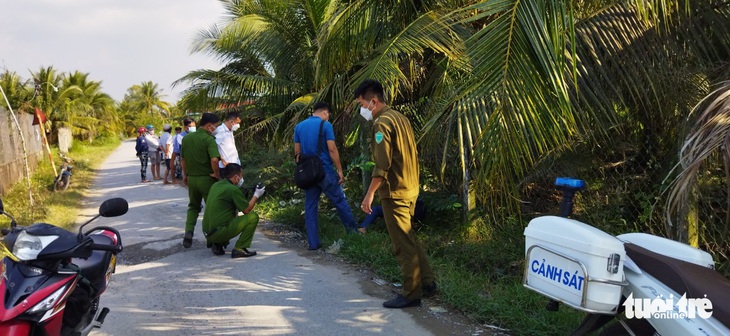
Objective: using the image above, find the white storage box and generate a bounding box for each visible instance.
[618,232,714,268]
[524,216,627,314]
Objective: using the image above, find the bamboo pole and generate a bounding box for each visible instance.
[0,85,34,206]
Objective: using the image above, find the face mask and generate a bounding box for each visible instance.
[188,127,196,133]
[359,106,373,121]
[237,177,244,187]
[232,124,241,132]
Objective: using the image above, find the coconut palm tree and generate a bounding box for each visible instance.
[178,0,730,225]
[126,81,170,120]
[0,71,33,112]
[62,71,119,142]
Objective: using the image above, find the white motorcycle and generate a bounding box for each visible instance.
[523,178,730,335]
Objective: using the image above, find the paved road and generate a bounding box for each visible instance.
[82,140,435,336]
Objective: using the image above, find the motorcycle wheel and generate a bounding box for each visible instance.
[61,175,70,191]
[53,176,61,192]
[598,319,656,336]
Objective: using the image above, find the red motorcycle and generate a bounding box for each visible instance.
[0,197,126,335]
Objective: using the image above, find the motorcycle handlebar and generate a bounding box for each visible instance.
[90,243,123,253]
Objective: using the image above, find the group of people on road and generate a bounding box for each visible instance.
[133,79,435,309]
[134,123,180,184]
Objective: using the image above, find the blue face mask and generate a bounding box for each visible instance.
[237,177,244,187]
[188,126,196,133]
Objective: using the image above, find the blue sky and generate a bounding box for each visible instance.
[0,0,224,102]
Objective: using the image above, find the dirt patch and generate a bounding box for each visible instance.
[257,219,509,336]
[116,234,205,265]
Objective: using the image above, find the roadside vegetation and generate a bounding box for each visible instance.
[0,139,121,231]
[241,144,582,335]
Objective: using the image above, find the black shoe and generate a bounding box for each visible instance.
[182,232,193,248]
[308,244,322,250]
[383,295,421,309]
[211,243,225,256]
[231,248,257,258]
[422,282,437,298]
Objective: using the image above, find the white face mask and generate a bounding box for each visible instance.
[231,124,241,132]
[188,126,196,133]
[237,177,244,187]
[359,106,373,121]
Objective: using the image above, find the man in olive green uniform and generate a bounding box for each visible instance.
[180,112,221,248]
[203,163,265,258]
[355,79,436,309]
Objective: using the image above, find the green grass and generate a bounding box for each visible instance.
[0,138,121,230]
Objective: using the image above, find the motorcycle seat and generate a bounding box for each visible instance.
[625,243,730,327]
[72,234,115,293]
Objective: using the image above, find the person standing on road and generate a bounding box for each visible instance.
[293,101,358,250]
[171,117,195,184]
[214,112,242,168]
[159,124,175,184]
[144,124,162,181]
[203,163,265,258]
[180,113,221,248]
[355,79,436,309]
[135,127,151,183]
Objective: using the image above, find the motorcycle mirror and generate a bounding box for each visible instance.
[99,198,129,217]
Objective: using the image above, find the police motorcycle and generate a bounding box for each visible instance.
[523,178,730,335]
[0,197,126,335]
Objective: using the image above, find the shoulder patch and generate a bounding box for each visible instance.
[375,131,384,144]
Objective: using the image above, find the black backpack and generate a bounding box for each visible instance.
[294,120,325,188]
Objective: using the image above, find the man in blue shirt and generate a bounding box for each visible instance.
[294,102,358,249]
[171,117,195,184]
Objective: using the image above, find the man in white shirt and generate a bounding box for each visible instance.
[159,124,175,184]
[214,112,242,169]
[144,124,162,180]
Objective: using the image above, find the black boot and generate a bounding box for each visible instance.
[182,232,193,248]
[383,295,421,308]
[211,243,225,256]
[231,248,257,258]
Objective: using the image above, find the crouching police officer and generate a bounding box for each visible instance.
[202,163,266,258]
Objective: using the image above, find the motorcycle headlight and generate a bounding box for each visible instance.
[28,283,69,314]
[12,231,59,261]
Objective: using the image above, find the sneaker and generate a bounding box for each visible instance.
[182,232,193,248]
[231,248,257,258]
[383,294,421,309]
[211,243,225,256]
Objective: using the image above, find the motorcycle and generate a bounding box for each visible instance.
[523,178,730,335]
[0,197,126,335]
[53,157,73,192]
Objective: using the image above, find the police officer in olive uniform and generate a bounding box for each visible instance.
[180,112,221,248]
[355,79,436,309]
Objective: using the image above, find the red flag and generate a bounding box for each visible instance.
[33,107,48,125]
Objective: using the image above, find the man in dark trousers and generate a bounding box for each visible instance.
[180,112,221,248]
[293,101,358,250]
[355,79,436,308]
[171,117,195,184]
[203,163,265,258]
[135,127,151,183]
